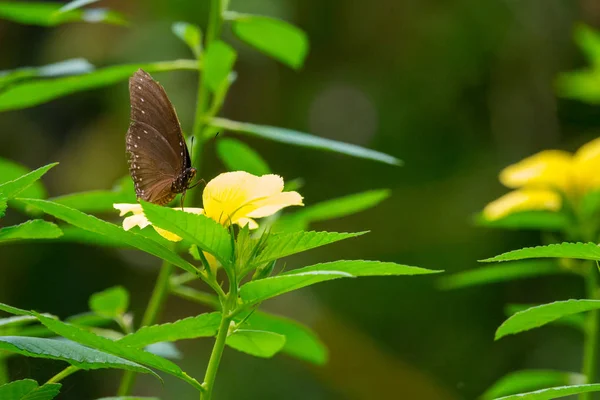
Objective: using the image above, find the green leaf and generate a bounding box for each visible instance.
[0,315,37,329]
[241,311,326,365]
[18,199,198,275]
[482,370,585,400]
[20,383,61,400]
[0,302,32,317]
[0,198,6,218]
[574,24,600,66]
[555,69,600,104]
[250,231,367,268]
[216,138,270,176]
[0,2,126,26]
[240,270,353,305]
[58,226,127,247]
[210,118,402,166]
[33,313,201,390]
[0,159,47,202]
[172,22,202,58]
[203,41,237,93]
[438,261,567,290]
[59,0,100,12]
[0,220,62,243]
[0,163,57,200]
[275,190,390,232]
[226,329,286,358]
[474,211,569,231]
[482,242,600,263]
[290,259,441,277]
[118,312,221,348]
[505,304,585,332]
[50,189,136,213]
[496,300,600,340]
[227,12,308,69]
[0,58,94,87]
[0,379,61,400]
[141,201,233,267]
[0,336,157,377]
[96,397,160,400]
[89,286,129,318]
[0,60,197,112]
[493,384,600,400]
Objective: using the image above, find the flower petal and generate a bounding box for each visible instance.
[499,150,572,191]
[153,226,182,242]
[574,137,600,193]
[245,191,304,218]
[122,213,151,231]
[236,217,259,230]
[482,189,562,221]
[114,203,143,217]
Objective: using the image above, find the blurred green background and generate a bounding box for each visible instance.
[0,0,597,399]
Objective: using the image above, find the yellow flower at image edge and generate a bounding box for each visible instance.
[114,171,303,241]
[483,137,600,221]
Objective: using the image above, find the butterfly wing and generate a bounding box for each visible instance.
[126,69,188,204]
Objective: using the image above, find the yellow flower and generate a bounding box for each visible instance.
[114,171,303,239]
[483,137,600,220]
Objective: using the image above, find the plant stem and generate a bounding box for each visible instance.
[200,310,232,400]
[117,260,174,395]
[47,365,78,384]
[582,262,600,400]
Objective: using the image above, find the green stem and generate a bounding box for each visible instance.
[117,260,174,395]
[582,262,600,400]
[171,285,222,310]
[47,365,78,384]
[200,310,232,400]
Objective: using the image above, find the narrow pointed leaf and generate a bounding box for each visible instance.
[493,384,600,400]
[210,118,402,166]
[0,163,57,199]
[289,260,442,277]
[505,304,585,332]
[0,315,37,329]
[482,370,586,399]
[227,12,308,69]
[0,2,126,26]
[141,201,232,266]
[482,242,600,263]
[172,22,202,58]
[226,329,286,358]
[475,211,569,231]
[0,379,38,399]
[0,336,157,377]
[496,300,600,340]
[89,286,129,318]
[240,271,353,305]
[250,231,367,268]
[20,383,61,400]
[0,60,198,112]
[0,159,47,201]
[50,190,136,213]
[438,261,566,290]
[216,138,270,176]
[0,58,94,87]
[0,220,62,243]
[18,199,198,275]
[118,312,221,347]
[203,41,236,92]
[33,313,201,389]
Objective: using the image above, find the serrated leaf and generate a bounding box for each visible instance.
[482,242,600,263]
[0,159,47,206]
[241,311,326,365]
[0,336,157,378]
[438,261,566,290]
[226,329,286,358]
[216,138,270,176]
[227,12,308,69]
[172,22,202,58]
[0,163,57,199]
[33,313,201,390]
[203,41,236,93]
[474,211,569,231]
[0,60,197,112]
[290,259,441,277]
[118,312,221,348]
[57,226,127,247]
[0,220,62,243]
[240,271,353,305]
[0,58,94,88]
[0,2,126,26]
[50,189,136,213]
[141,202,232,267]
[21,383,61,400]
[275,190,391,232]
[505,304,585,332]
[482,370,586,400]
[18,199,198,275]
[144,342,181,360]
[250,231,367,268]
[209,118,402,166]
[493,384,600,400]
[496,300,600,340]
[89,286,129,318]
[0,379,38,399]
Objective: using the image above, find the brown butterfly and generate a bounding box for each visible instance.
[126,69,196,205]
